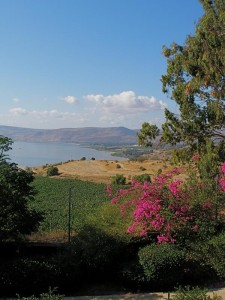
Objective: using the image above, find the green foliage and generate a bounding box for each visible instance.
[202,232,225,279]
[69,225,146,288]
[70,225,127,277]
[0,135,13,161]
[134,173,151,183]
[173,286,222,300]
[137,122,160,147]
[138,244,185,286]
[172,148,193,164]
[197,140,223,180]
[157,168,162,174]
[139,0,225,161]
[86,201,132,239]
[0,136,43,241]
[80,156,86,160]
[111,174,126,185]
[111,146,152,160]
[0,257,60,296]
[18,288,63,300]
[107,161,225,289]
[161,0,225,148]
[119,260,147,291]
[47,166,59,177]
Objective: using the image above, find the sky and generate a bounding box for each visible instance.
[0,0,204,130]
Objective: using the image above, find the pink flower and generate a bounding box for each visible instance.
[202,202,212,209]
[140,229,148,236]
[111,198,118,204]
[127,226,135,233]
[143,181,151,190]
[219,178,225,191]
[180,205,190,213]
[106,185,112,197]
[192,153,201,161]
[109,161,225,244]
[168,180,183,195]
[106,185,111,192]
[221,162,225,174]
[157,235,169,243]
[193,224,198,232]
[154,176,167,184]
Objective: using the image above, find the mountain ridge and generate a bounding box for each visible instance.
[0,125,139,145]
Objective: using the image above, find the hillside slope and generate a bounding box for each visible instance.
[34,159,169,184]
[0,125,138,145]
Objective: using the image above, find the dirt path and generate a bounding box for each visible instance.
[64,292,171,299]
[63,287,225,299]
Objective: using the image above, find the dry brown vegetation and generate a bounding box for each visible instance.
[33,159,185,184]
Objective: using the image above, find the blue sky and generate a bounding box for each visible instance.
[0,0,203,129]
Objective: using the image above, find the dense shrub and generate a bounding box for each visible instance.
[47,166,59,176]
[139,166,146,171]
[134,173,151,183]
[138,244,185,288]
[0,136,43,242]
[107,161,225,287]
[18,288,63,300]
[0,257,60,296]
[119,260,147,291]
[111,174,126,185]
[202,232,225,279]
[173,286,222,300]
[0,250,83,297]
[109,165,225,243]
[70,225,127,280]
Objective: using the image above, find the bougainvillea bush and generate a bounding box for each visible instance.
[108,164,225,244]
[107,161,225,287]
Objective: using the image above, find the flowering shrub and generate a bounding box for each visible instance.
[108,164,225,244]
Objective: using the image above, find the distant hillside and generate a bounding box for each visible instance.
[0,125,139,145]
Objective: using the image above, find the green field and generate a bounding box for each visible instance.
[32,176,108,237]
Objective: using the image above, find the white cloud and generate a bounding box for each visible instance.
[4,91,168,129]
[61,96,78,104]
[12,97,20,103]
[10,107,77,119]
[9,107,28,115]
[84,91,167,114]
[7,107,87,126]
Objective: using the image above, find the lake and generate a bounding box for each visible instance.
[8,141,125,167]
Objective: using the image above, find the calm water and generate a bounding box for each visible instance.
[8,141,124,167]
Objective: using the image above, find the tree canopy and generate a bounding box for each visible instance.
[0,136,43,242]
[139,0,225,157]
